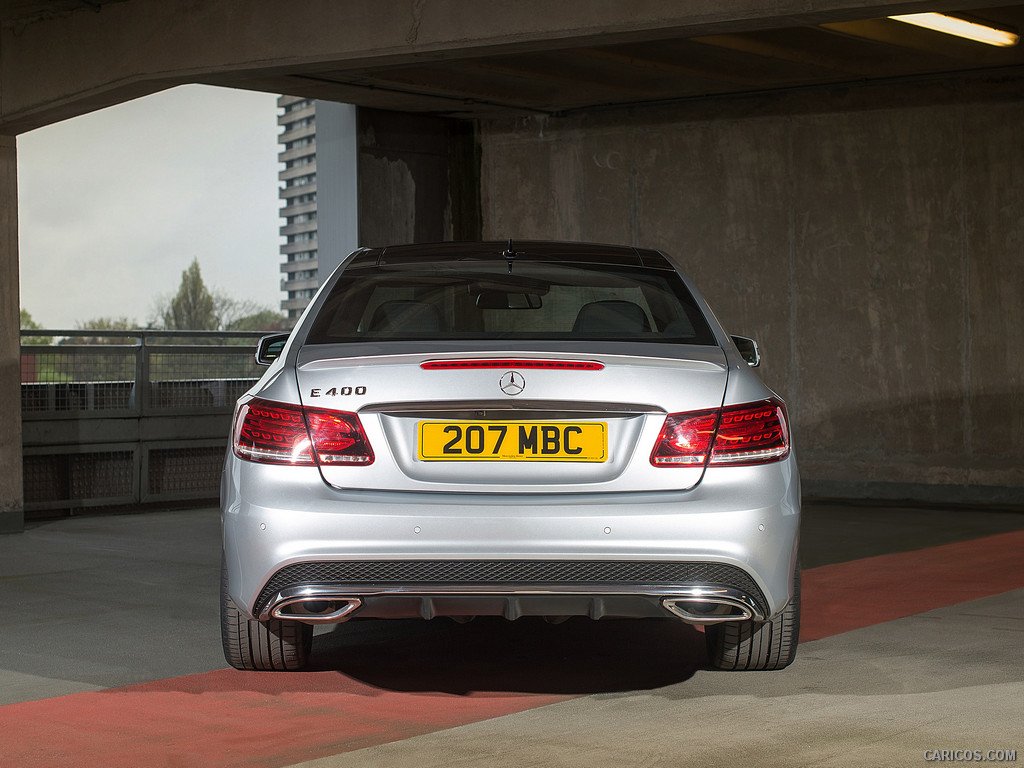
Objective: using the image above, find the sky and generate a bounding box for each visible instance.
[17,84,282,329]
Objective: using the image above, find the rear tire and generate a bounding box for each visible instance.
[220,563,313,671]
[705,567,800,671]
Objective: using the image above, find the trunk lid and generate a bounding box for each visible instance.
[296,349,728,493]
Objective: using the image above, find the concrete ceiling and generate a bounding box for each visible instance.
[0,0,126,25]
[208,5,1024,118]
[4,2,1024,120]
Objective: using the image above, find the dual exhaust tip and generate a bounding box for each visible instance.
[268,592,756,625]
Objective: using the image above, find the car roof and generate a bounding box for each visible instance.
[347,241,676,270]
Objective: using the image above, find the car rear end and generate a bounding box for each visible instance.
[221,242,800,671]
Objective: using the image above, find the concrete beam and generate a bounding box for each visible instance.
[0,0,973,133]
[0,136,23,533]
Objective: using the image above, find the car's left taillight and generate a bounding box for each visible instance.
[233,397,373,466]
[304,406,374,465]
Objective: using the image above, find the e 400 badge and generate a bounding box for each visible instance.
[309,386,367,397]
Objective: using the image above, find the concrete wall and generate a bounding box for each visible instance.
[478,77,1024,503]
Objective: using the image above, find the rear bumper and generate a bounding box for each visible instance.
[256,560,769,624]
[221,455,800,623]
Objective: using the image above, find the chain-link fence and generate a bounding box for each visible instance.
[20,330,272,517]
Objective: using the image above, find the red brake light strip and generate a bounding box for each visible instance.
[420,359,603,370]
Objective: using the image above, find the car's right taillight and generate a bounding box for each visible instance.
[709,399,789,466]
[651,398,789,468]
[233,398,373,466]
[650,410,720,466]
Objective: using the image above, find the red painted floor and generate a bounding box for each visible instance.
[7,673,570,768]
[3,528,1024,768]
[799,528,1024,641]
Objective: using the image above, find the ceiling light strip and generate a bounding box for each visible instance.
[888,13,1019,47]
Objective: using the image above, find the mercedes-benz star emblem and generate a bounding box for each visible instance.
[499,370,525,396]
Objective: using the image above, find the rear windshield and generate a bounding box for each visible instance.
[305,261,716,345]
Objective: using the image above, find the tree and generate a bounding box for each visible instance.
[19,308,51,345]
[150,258,287,335]
[55,316,140,380]
[163,258,217,331]
[71,316,140,345]
[226,308,290,333]
[214,292,272,331]
[20,308,40,329]
[77,316,137,330]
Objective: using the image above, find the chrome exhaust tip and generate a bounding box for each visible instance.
[662,590,760,624]
[269,596,362,624]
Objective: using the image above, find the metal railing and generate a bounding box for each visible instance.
[20,330,270,517]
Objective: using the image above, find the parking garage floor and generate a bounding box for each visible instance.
[0,502,1022,767]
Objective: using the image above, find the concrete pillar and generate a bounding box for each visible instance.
[315,102,360,282]
[0,136,23,533]
[355,108,467,247]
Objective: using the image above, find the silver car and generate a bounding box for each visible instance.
[221,241,800,672]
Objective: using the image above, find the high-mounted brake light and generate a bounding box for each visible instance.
[651,399,789,468]
[233,398,373,466]
[420,359,604,370]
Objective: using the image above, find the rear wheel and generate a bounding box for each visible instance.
[220,563,313,671]
[705,567,800,671]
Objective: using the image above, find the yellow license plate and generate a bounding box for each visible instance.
[418,421,607,461]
